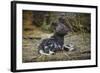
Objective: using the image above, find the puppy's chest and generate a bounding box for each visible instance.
[44,38,63,49]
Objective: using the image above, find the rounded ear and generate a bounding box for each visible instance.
[58,17,65,23]
[51,22,58,30]
[52,22,58,27]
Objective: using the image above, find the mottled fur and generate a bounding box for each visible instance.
[38,18,70,55]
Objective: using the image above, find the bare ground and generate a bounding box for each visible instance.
[22,32,91,63]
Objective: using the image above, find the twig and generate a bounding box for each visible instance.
[62,48,71,59]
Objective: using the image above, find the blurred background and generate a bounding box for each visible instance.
[22,10,91,63]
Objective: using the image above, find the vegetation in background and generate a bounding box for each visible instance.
[22,10,91,63]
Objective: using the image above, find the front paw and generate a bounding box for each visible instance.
[64,44,75,51]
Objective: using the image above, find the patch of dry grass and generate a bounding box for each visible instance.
[22,32,91,63]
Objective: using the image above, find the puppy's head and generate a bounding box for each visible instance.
[52,18,70,36]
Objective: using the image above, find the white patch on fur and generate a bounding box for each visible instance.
[64,44,74,51]
[39,50,51,55]
[50,44,53,47]
[54,43,57,48]
[44,46,48,49]
[58,45,61,48]
[49,50,54,54]
[69,47,74,51]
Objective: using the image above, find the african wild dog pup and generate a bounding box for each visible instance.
[38,17,70,55]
